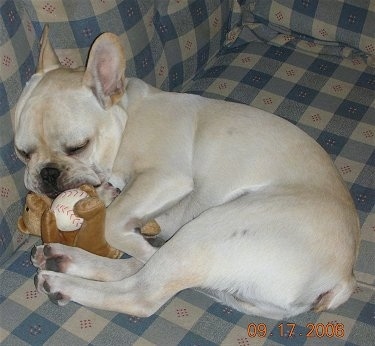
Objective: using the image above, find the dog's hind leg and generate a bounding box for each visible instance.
[31,243,144,281]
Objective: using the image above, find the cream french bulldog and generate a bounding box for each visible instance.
[13,27,360,319]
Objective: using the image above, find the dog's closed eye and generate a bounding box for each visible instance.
[16,148,31,161]
[66,140,90,156]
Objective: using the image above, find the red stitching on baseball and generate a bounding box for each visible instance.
[52,189,87,229]
[55,204,69,214]
[56,189,86,200]
[59,189,86,198]
[60,191,70,198]
[53,203,82,228]
[73,219,81,227]
[68,210,75,220]
[55,204,80,221]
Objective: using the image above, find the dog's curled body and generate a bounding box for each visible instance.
[14,31,360,319]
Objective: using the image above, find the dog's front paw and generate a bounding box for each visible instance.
[31,244,72,273]
[34,271,71,306]
[96,182,121,206]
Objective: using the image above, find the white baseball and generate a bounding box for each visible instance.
[51,189,89,231]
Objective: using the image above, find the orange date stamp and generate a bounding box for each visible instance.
[247,322,345,338]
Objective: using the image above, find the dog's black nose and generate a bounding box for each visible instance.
[40,166,60,188]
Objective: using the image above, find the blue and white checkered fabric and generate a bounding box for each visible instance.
[1,0,374,345]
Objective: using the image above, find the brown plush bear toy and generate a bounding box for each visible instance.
[18,184,122,258]
[18,184,161,258]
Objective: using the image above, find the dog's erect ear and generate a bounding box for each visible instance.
[83,33,126,109]
[36,25,61,73]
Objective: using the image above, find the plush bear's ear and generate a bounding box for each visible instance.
[17,216,28,234]
[36,25,61,74]
[83,33,126,109]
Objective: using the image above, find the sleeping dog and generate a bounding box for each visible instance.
[13,27,360,318]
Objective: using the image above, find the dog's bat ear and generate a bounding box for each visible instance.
[83,33,126,110]
[36,25,61,74]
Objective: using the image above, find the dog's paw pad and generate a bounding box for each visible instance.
[43,279,51,293]
[48,291,69,306]
[31,245,71,273]
[45,256,68,272]
[31,245,47,269]
[31,245,37,258]
[34,273,70,306]
[43,244,53,257]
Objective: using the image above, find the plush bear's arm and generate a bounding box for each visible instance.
[74,196,106,244]
[41,210,61,243]
[78,184,98,197]
[74,196,121,258]
[74,196,104,219]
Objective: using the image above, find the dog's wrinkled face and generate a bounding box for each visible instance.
[13,29,127,197]
[14,69,105,196]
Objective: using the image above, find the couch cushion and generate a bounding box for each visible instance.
[0,0,39,264]
[235,0,375,61]
[22,0,233,91]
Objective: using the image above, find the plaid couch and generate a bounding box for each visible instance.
[0,0,374,345]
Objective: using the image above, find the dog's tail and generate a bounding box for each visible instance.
[312,274,357,312]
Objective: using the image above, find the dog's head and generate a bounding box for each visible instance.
[13,28,127,197]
